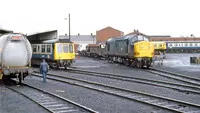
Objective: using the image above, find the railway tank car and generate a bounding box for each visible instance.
[31,39,75,69]
[0,33,32,83]
[106,34,154,68]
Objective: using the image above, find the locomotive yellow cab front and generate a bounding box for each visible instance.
[134,41,154,58]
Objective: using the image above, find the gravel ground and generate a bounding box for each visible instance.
[23,76,173,113]
[2,53,199,113]
[153,53,200,78]
[48,70,200,105]
[72,57,185,84]
[0,83,49,113]
[70,54,200,104]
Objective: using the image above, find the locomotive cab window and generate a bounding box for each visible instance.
[131,36,137,43]
[69,44,73,53]
[57,44,62,53]
[137,35,149,41]
[63,44,69,53]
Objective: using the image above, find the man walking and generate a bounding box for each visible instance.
[40,59,49,83]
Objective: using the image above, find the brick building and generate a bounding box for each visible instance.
[96,26,124,44]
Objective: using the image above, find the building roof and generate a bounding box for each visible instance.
[27,30,57,36]
[27,30,58,42]
[126,30,147,36]
[126,30,150,40]
[61,35,96,42]
[0,28,13,34]
[149,35,171,38]
[97,26,123,33]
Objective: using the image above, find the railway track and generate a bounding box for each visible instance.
[32,72,200,113]
[47,68,200,95]
[148,68,200,87]
[5,81,98,113]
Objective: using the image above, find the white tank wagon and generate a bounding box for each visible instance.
[0,33,32,83]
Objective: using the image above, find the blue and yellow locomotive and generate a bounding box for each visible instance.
[31,39,75,69]
[106,34,154,68]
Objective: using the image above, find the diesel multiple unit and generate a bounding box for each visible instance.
[151,41,167,55]
[31,39,75,69]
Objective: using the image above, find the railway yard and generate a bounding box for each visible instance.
[1,53,200,113]
[2,1,200,112]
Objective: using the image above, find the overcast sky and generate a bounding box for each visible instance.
[0,0,200,37]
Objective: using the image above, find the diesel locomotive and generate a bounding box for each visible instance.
[106,34,154,68]
[83,34,154,68]
[0,33,32,83]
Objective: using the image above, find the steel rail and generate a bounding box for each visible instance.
[6,85,54,113]
[148,68,200,87]
[32,72,200,113]
[38,68,200,95]
[6,82,98,113]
